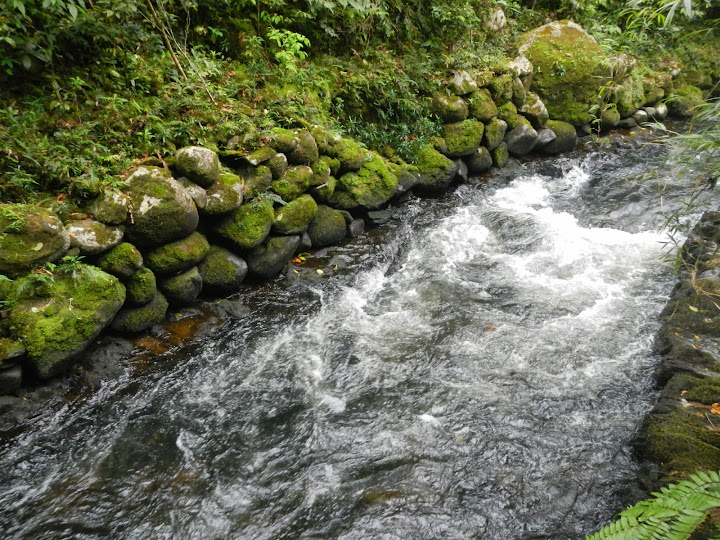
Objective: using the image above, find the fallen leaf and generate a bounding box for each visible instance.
[291,258,303,264]
[484,323,495,331]
[681,390,688,396]
[688,305,699,312]
[316,269,324,275]
[711,403,720,416]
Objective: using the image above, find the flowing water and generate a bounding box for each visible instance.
[0,137,705,538]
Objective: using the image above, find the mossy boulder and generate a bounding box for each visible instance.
[239,165,273,199]
[0,205,71,277]
[324,136,367,173]
[126,267,156,307]
[310,174,337,202]
[215,199,275,251]
[89,190,129,225]
[449,70,478,96]
[307,205,347,248]
[178,178,207,211]
[613,72,646,118]
[123,166,199,248]
[144,231,210,276]
[65,219,124,255]
[467,147,493,174]
[669,85,705,118]
[432,95,469,123]
[488,74,513,105]
[482,118,507,151]
[175,146,220,188]
[599,107,621,131]
[519,92,549,129]
[389,162,419,194]
[246,235,301,279]
[271,165,314,202]
[541,120,578,155]
[0,337,25,369]
[505,123,538,157]
[268,127,298,154]
[244,146,276,167]
[97,242,144,280]
[158,266,203,306]
[198,246,248,294]
[519,20,609,126]
[329,153,398,210]
[288,130,319,165]
[201,173,244,216]
[511,77,527,107]
[497,102,520,129]
[491,142,510,168]
[468,88,498,123]
[8,264,125,379]
[414,145,458,194]
[111,291,169,334]
[268,153,289,179]
[273,195,318,235]
[442,120,485,158]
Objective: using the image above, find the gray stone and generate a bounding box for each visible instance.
[247,235,301,279]
[632,109,649,124]
[505,124,538,157]
[111,291,169,333]
[0,366,21,395]
[481,118,507,151]
[576,124,593,137]
[449,70,478,96]
[467,147,493,174]
[299,232,313,251]
[535,128,557,149]
[366,209,394,226]
[65,219,123,255]
[307,206,347,248]
[654,102,668,121]
[618,117,638,129]
[348,218,365,238]
[159,266,203,306]
[175,146,220,188]
[454,159,469,183]
[89,190,129,225]
[519,92,549,129]
[178,178,208,210]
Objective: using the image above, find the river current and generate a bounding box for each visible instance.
[0,136,703,538]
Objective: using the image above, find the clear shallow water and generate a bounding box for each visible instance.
[0,140,704,538]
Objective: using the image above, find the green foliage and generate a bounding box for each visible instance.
[587,470,720,539]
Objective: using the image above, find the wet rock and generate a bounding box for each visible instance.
[126,267,156,306]
[519,92,549,129]
[65,219,124,255]
[618,117,638,129]
[348,218,365,238]
[215,199,275,251]
[467,147,493,174]
[366,208,394,226]
[432,95,468,123]
[669,85,704,118]
[541,120,578,155]
[123,166,199,248]
[482,118,507,151]
[201,173,243,216]
[0,205,71,277]
[654,102,668,121]
[299,232,312,251]
[158,266,203,306]
[271,165,314,202]
[468,88,498,123]
[454,159,469,183]
[0,338,25,369]
[414,145,459,194]
[307,205,347,247]
[576,123,593,137]
[600,108,621,131]
[505,122,538,157]
[535,128,556,149]
[247,235,301,279]
[443,120,485,158]
[145,231,210,276]
[449,70,478,96]
[632,109,649,125]
[0,365,21,395]
[328,153,398,210]
[273,194,318,235]
[9,264,125,379]
[198,246,248,295]
[97,242,143,280]
[175,146,220,188]
[111,291,169,333]
[491,142,510,168]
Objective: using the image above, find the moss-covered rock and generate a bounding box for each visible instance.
[198,246,248,294]
[65,219,123,255]
[271,165,314,202]
[144,231,210,276]
[0,205,71,277]
[97,242,143,280]
[324,136,367,173]
[126,267,156,306]
[505,122,538,157]
[669,85,705,118]
[123,166,199,248]
[449,70,478,96]
[541,120,578,155]
[482,118,507,151]
[273,194,318,235]
[268,127,299,154]
[511,77,527,107]
[89,190,129,225]
[201,173,244,216]
[158,266,203,306]
[497,101,520,129]
[442,120,485,158]
[613,72,646,118]
[268,153,289,179]
[245,146,276,166]
[246,235,301,279]
[111,291,168,334]
[8,264,125,379]
[215,199,275,251]
[288,130,319,165]
[467,88,498,123]
[491,142,510,168]
[432,95,469,123]
[519,92,549,128]
[310,174,337,202]
[175,146,220,188]
[178,178,208,211]
[0,337,25,369]
[488,73,513,105]
[307,205,347,248]
[239,165,273,199]
[414,145,458,193]
[308,157,333,187]
[467,147,493,174]
[329,153,398,210]
[520,20,609,125]
[389,162,419,194]
[599,107,621,131]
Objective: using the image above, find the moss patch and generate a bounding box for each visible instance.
[97,242,144,280]
[330,153,398,210]
[273,194,318,235]
[271,165,314,202]
[126,267,156,306]
[432,95,469,123]
[414,145,457,193]
[468,88,498,123]
[443,119,485,158]
[215,199,275,250]
[144,231,210,276]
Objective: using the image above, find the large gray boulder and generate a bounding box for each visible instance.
[175,146,220,187]
[505,123,538,156]
[247,235,301,279]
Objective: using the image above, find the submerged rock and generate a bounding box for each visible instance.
[0,205,70,277]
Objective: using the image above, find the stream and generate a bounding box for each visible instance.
[0,135,703,538]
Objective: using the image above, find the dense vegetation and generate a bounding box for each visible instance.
[0,0,718,203]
